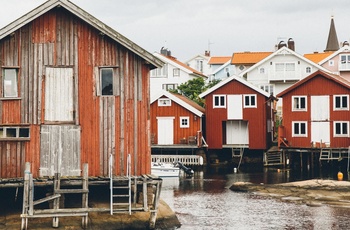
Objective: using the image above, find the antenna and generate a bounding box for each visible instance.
[208,39,214,52]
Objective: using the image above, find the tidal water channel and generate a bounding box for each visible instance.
[160,165,350,230]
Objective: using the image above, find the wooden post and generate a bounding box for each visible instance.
[143,178,148,211]
[21,162,31,230]
[149,179,162,229]
[52,173,60,228]
[82,164,88,228]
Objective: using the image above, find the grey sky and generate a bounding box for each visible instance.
[1,0,350,61]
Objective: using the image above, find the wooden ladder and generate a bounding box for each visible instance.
[319,149,331,161]
[109,154,132,215]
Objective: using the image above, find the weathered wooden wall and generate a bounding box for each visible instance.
[0,7,151,178]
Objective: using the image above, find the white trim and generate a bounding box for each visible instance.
[292,121,308,137]
[158,98,171,107]
[213,95,226,108]
[292,95,307,111]
[333,121,349,137]
[179,116,190,128]
[243,94,257,108]
[333,95,349,111]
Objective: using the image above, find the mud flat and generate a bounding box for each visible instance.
[230,179,350,208]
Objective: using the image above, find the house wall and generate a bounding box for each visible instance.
[281,75,350,148]
[0,7,151,178]
[150,97,201,144]
[204,80,269,150]
[321,54,350,81]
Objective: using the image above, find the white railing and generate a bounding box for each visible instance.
[152,155,204,166]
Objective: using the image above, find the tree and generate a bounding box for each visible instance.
[171,78,221,107]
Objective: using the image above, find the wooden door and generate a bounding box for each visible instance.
[40,125,81,176]
[311,96,330,143]
[226,120,249,145]
[157,117,174,145]
[227,95,243,119]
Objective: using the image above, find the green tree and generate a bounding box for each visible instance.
[171,78,221,107]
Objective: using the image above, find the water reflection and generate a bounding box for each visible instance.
[160,165,350,230]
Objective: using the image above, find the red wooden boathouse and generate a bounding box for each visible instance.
[0,0,163,179]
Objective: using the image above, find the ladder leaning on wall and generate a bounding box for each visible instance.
[109,154,132,215]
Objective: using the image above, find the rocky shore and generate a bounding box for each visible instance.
[230,179,350,208]
[0,199,180,230]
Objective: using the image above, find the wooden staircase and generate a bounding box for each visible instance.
[264,146,283,166]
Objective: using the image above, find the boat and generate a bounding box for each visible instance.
[151,162,180,177]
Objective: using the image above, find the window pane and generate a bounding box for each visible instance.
[214,96,219,106]
[286,63,295,71]
[342,96,348,108]
[251,96,255,106]
[300,97,305,109]
[300,123,306,134]
[101,69,113,95]
[4,69,18,97]
[335,96,341,108]
[220,96,225,106]
[343,123,348,134]
[294,123,299,134]
[335,123,341,134]
[245,96,249,106]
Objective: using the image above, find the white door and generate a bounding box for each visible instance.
[157,117,174,145]
[45,67,74,122]
[311,96,330,143]
[226,120,249,145]
[227,95,243,119]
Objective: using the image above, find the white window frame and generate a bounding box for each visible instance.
[333,95,349,110]
[3,68,19,98]
[334,121,349,137]
[292,121,308,137]
[158,98,171,107]
[173,68,180,77]
[259,84,274,95]
[259,67,265,74]
[213,95,226,108]
[292,96,307,111]
[306,67,311,73]
[180,116,190,128]
[162,83,177,91]
[329,60,334,66]
[243,94,257,108]
[0,126,30,140]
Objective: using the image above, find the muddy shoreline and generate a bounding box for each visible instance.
[230,179,350,208]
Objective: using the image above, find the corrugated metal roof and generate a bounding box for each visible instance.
[208,56,232,65]
[0,0,163,69]
[231,52,272,65]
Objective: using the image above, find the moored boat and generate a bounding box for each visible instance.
[151,162,180,177]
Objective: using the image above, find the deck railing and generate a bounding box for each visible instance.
[152,155,204,166]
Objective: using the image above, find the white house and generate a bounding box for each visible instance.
[185,51,211,76]
[150,48,207,92]
[239,46,331,113]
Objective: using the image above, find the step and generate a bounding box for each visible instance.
[112,186,129,189]
[113,194,129,198]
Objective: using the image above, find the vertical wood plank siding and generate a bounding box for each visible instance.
[0,7,152,178]
[204,80,269,150]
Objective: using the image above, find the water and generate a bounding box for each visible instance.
[160,166,350,230]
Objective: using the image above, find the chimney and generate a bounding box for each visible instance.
[205,50,211,57]
[160,47,171,56]
[288,38,295,51]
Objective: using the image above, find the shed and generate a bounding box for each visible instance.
[0,0,163,179]
[199,76,275,150]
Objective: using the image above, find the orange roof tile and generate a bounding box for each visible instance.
[231,52,272,65]
[162,54,206,77]
[304,52,334,63]
[208,56,232,65]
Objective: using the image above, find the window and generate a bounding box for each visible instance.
[334,95,349,110]
[158,98,171,106]
[259,68,265,74]
[334,122,349,137]
[196,60,203,72]
[329,60,334,66]
[100,68,113,96]
[244,94,257,108]
[151,64,168,77]
[306,67,311,73]
[162,84,177,91]
[275,63,295,72]
[292,122,307,137]
[173,68,180,77]
[292,96,307,111]
[180,116,189,128]
[286,63,295,71]
[0,126,30,140]
[3,68,18,98]
[213,95,226,108]
[260,84,274,95]
[340,55,350,64]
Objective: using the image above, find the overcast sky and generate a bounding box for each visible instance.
[1,0,350,61]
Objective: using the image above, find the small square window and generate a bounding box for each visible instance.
[334,95,349,110]
[334,122,349,137]
[213,95,226,108]
[306,67,311,73]
[292,96,307,111]
[173,68,180,77]
[180,116,189,128]
[329,60,334,66]
[244,94,257,108]
[292,122,307,137]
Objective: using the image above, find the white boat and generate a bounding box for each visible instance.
[151,162,180,177]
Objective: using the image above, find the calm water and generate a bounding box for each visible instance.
[160,166,350,230]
